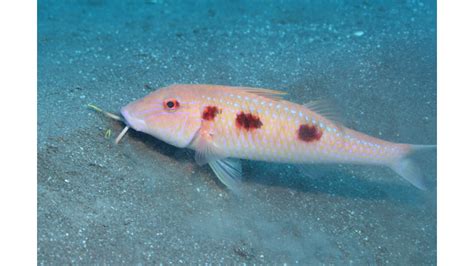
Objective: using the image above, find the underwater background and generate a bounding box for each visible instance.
[38,0,436,264]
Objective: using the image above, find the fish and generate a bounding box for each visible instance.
[116,84,435,193]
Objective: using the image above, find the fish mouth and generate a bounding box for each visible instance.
[120,107,147,132]
[120,107,133,128]
[116,106,149,145]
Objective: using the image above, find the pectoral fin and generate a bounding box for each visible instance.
[192,132,243,194]
[193,129,223,165]
[209,158,243,194]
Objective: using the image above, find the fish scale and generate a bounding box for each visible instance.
[193,87,404,165]
[119,84,435,192]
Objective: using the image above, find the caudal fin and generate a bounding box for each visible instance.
[389,145,436,190]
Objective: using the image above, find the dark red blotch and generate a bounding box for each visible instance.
[236,112,263,130]
[298,124,323,142]
[202,106,221,121]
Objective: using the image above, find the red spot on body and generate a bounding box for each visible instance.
[298,124,323,142]
[236,112,263,130]
[202,106,221,121]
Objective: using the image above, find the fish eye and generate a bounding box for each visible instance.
[163,98,180,111]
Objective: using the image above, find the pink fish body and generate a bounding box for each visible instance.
[120,84,434,192]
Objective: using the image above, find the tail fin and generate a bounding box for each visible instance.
[389,145,436,190]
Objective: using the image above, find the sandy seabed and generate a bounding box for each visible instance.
[38,0,436,264]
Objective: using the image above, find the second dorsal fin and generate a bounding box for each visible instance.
[303,100,345,125]
[303,100,347,137]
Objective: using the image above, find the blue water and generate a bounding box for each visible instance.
[38,0,436,264]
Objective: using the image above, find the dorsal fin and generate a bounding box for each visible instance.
[303,100,347,135]
[237,86,287,101]
[303,100,344,124]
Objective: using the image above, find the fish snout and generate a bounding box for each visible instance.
[120,106,147,132]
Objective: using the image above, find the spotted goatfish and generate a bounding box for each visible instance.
[111,84,434,193]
